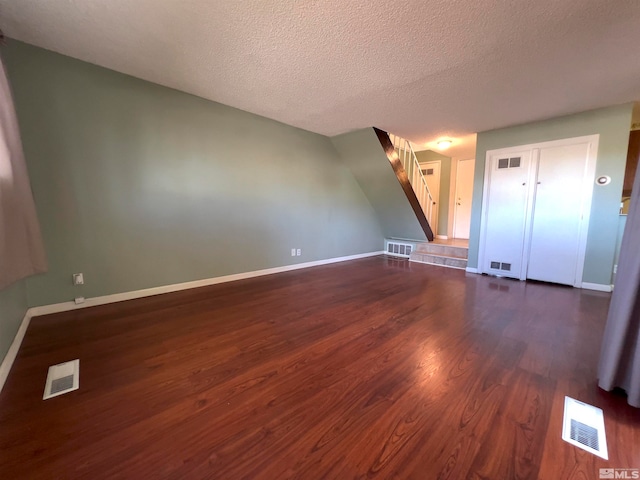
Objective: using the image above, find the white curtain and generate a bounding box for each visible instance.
[597,146,640,407]
[0,53,47,290]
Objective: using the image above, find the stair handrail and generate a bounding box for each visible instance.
[388,134,436,227]
[373,128,434,240]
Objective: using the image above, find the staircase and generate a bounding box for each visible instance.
[410,241,468,270]
[388,133,437,229]
[373,127,468,269]
[374,128,435,241]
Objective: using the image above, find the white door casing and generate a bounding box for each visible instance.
[453,158,475,239]
[478,135,599,287]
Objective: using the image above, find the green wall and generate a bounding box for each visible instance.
[415,150,451,237]
[3,41,384,307]
[331,130,427,241]
[0,280,28,364]
[468,104,633,286]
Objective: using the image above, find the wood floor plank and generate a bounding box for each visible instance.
[468,368,555,480]
[0,256,638,479]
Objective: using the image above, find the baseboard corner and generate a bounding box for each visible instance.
[580,282,613,293]
[0,311,32,394]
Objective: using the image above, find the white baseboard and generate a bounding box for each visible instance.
[0,250,384,394]
[581,282,613,293]
[0,311,32,394]
[410,259,465,270]
[457,275,610,291]
[30,251,385,317]
[436,235,449,240]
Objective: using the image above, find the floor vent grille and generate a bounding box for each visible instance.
[386,242,413,258]
[570,419,599,450]
[562,396,608,459]
[43,359,79,400]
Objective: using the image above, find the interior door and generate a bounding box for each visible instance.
[481,150,532,279]
[453,159,475,239]
[526,142,591,286]
[421,161,440,235]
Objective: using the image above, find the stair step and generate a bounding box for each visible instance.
[414,243,468,259]
[410,252,468,270]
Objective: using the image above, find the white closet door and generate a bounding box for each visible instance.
[481,150,532,278]
[526,142,591,286]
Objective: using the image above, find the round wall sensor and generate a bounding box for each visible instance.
[596,175,611,186]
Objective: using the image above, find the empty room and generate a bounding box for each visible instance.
[1,2,640,479]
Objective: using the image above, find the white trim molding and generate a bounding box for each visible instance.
[436,235,449,240]
[465,267,479,274]
[410,261,465,271]
[0,250,384,393]
[581,282,613,293]
[477,134,599,288]
[29,251,385,317]
[0,311,31,394]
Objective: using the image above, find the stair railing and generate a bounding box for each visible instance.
[388,134,436,228]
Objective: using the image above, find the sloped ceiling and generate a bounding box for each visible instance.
[1,1,639,148]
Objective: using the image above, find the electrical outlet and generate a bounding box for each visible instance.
[74,297,85,305]
[73,273,84,285]
[613,264,618,274]
[296,249,301,256]
[291,248,296,257]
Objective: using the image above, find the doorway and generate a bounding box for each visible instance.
[453,158,475,239]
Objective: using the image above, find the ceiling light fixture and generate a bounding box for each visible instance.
[437,140,452,149]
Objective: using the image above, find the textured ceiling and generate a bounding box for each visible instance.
[1,0,639,152]
[413,134,478,160]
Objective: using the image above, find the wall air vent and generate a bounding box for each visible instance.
[490,261,511,271]
[562,396,608,459]
[386,241,413,258]
[497,157,521,169]
[43,359,79,400]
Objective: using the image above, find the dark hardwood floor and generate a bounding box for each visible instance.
[1,256,638,479]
